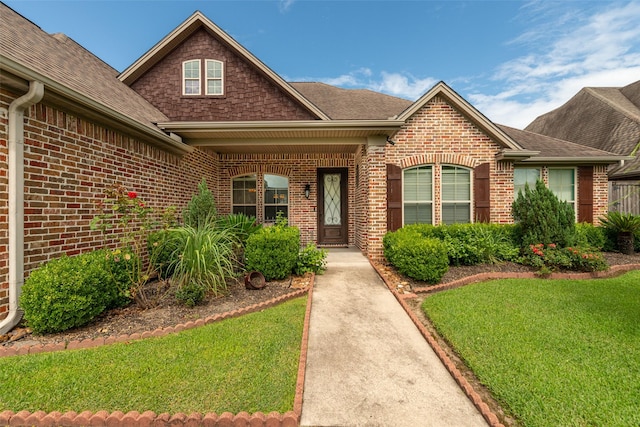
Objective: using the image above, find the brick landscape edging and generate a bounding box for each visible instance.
[371,260,640,427]
[0,277,315,427]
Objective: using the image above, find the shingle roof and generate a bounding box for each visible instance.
[525,81,640,157]
[0,3,169,129]
[290,82,413,120]
[498,125,623,160]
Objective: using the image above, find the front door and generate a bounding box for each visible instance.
[317,168,348,246]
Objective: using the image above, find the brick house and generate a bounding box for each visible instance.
[0,5,627,330]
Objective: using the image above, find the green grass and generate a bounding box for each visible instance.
[0,296,307,414]
[422,271,640,427]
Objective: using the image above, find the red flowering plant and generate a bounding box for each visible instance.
[522,243,608,273]
[90,183,169,307]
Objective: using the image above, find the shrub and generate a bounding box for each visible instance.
[575,222,606,251]
[175,281,206,307]
[294,243,327,275]
[385,232,449,284]
[148,230,182,279]
[183,178,217,228]
[217,213,261,247]
[21,250,126,334]
[511,180,576,248]
[522,243,608,273]
[599,212,640,255]
[170,223,238,297]
[245,223,300,281]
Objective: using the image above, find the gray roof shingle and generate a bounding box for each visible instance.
[290,82,413,120]
[0,3,169,129]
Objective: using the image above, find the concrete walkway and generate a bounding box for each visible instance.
[300,248,487,427]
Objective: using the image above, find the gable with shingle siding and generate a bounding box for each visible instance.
[128,27,318,122]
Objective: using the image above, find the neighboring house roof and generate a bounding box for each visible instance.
[498,125,629,164]
[118,11,329,121]
[290,82,413,120]
[0,3,190,154]
[526,80,640,178]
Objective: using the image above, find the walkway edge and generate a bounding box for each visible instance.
[369,259,505,427]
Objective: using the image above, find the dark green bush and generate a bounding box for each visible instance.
[21,250,126,334]
[441,223,519,265]
[294,243,327,275]
[175,281,206,307]
[148,230,182,279]
[245,223,300,281]
[183,178,217,227]
[511,180,576,247]
[389,234,449,284]
[575,222,606,251]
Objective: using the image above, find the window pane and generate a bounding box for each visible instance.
[514,168,540,197]
[324,173,341,225]
[442,166,470,200]
[207,61,222,78]
[403,166,432,202]
[184,80,199,95]
[184,60,200,78]
[207,80,222,95]
[404,203,432,225]
[233,206,256,217]
[232,175,257,213]
[442,203,471,224]
[264,174,288,221]
[549,169,575,202]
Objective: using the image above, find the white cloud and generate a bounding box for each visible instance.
[471,1,640,128]
[278,0,295,13]
[300,68,437,100]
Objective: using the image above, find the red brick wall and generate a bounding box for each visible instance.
[215,152,356,247]
[0,89,219,320]
[130,28,317,122]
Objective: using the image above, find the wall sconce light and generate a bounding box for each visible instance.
[304,184,311,199]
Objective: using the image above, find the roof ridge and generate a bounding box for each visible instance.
[584,87,640,123]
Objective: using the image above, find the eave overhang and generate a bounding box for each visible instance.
[1,56,193,156]
[157,120,404,141]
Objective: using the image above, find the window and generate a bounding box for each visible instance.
[549,168,575,211]
[182,60,201,95]
[514,168,541,197]
[264,174,288,222]
[205,60,224,95]
[403,166,433,225]
[441,165,471,224]
[232,175,257,217]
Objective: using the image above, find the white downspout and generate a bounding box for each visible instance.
[0,81,44,334]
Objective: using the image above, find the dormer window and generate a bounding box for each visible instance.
[182,59,224,96]
[182,60,201,95]
[206,60,224,95]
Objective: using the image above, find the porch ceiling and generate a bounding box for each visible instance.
[156,120,403,154]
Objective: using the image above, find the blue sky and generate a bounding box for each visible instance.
[5,0,640,127]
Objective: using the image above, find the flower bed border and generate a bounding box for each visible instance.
[370,260,640,427]
[0,276,315,427]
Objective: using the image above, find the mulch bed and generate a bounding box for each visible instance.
[0,274,312,350]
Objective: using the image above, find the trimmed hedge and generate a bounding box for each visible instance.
[384,230,449,283]
[245,224,300,281]
[21,250,129,334]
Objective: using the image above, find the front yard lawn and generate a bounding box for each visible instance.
[0,296,306,415]
[422,271,640,427]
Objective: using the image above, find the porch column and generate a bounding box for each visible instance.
[366,136,387,260]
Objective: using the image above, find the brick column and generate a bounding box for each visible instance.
[366,136,387,260]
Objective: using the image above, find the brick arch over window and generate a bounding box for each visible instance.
[400,153,477,169]
[226,164,292,178]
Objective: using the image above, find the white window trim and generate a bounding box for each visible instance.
[182,59,201,96]
[548,167,578,220]
[205,59,224,96]
[440,165,473,225]
[401,165,435,226]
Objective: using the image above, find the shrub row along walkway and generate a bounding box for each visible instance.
[300,248,488,426]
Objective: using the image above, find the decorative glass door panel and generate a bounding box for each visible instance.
[323,173,341,226]
[317,169,348,246]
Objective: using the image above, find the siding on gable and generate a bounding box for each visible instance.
[129,28,317,122]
